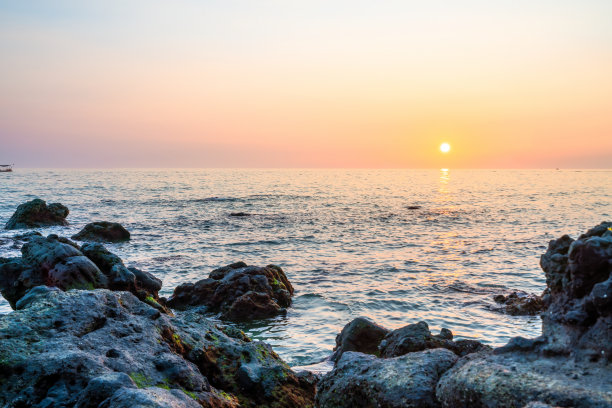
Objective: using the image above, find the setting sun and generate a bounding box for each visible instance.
[440,143,451,153]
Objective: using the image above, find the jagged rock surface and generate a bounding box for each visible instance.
[436,222,612,408]
[0,287,314,408]
[0,235,161,310]
[168,262,294,320]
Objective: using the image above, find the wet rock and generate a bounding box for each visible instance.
[379,321,490,358]
[12,230,43,241]
[168,262,294,320]
[230,212,251,217]
[437,222,612,408]
[0,235,162,310]
[5,198,69,229]
[493,291,544,316]
[317,349,458,408]
[0,287,314,408]
[331,316,389,361]
[80,242,162,306]
[72,221,131,243]
[174,309,315,407]
[0,235,107,308]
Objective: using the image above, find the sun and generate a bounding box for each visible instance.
[440,143,451,153]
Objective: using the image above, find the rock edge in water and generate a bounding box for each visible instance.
[0,287,314,408]
[5,198,69,229]
[71,221,131,243]
[168,262,294,320]
[318,222,612,408]
[0,234,163,311]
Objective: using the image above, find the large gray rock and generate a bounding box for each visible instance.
[168,262,294,320]
[317,349,458,408]
[5,198,69,229]
[0,235,162,311]
[436,222,612,408]
[0,287,314,407]
[72,221,131,243]
[436,350,612,408]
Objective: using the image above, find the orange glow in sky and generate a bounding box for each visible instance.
[0,1,611,168]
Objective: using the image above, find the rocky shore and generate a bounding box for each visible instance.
[0,200,610,407]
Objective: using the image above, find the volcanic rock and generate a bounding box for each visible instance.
[5,198,69,229]
[168,262,294,320]
[0,287,314,407]
[0,235,161,310]
[436,222,612,407]
[72,221,131,243]
[317,349,458,408]
[330,316,389,361]
[493,291,544,316]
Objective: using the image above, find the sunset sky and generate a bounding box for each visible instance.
[1,1,611,168]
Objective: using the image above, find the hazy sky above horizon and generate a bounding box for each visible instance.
[1,1,611,168]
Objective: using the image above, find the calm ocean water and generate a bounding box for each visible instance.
[0,169,610,366]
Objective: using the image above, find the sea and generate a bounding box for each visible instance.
[0,169,610,367]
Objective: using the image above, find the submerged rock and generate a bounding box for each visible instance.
[0,235,161,310]
[168,262,294,320]
[317,349,458,408]
[5,198,69,229]
[72,221,131,242]
[229,212,251,217]
[0,287,313,407]
[492,291,544,316]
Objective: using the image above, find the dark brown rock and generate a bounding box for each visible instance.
[168,262,294,320]
[5,199,69,229]
[72,222,130,243]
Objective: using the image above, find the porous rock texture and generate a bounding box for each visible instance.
[168,262,294,320]
[0,235,162,310]
[317,350,458,408]
[317,317,490,407]
[436,222,612,408]
[5,198,69,229]
[492,291,544,316]
[0,287,315,408]
[72,221,131,243]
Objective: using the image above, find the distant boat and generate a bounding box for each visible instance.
[0,164,13,172]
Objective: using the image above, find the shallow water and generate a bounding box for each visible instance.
[0,169,610,366]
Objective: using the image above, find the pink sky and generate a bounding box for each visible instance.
[1,1,611,168]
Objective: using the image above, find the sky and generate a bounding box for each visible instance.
[1,0,611,168]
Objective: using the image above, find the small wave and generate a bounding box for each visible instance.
[191,197,238,203]
[226,240,283,246]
